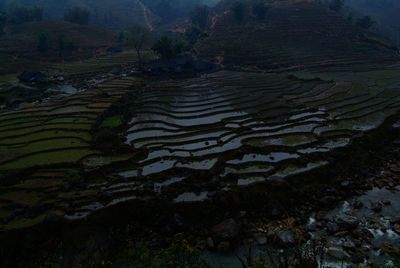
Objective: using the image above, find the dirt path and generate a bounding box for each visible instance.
[136,0,153,30]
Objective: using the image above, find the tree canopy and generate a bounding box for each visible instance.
[64,7,90,25]
[152,36,187,59]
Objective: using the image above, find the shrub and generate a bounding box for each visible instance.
[356,15,375,29]
[191,5,210,30]
[7,6,43,24]
[0,12,6,35]
[329,0,345,12]
[37,32,48,52]
[152,36,188,59]
[252,0,269,20]
[64,7,90,25]
[231,0,247,22]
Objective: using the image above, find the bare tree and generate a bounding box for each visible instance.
[125,25,150,70]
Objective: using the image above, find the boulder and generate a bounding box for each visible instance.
[277,230,295,245]
[327,222,339,234]
[336,214,359,230]
[327,247,350,260]
[45,211,61,223]
[254,233,267,245]
[211,218,239,240]
[370,202,382,212]
[217,241,230,253]
[206,237,215,248]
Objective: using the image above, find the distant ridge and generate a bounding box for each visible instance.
[198,1,399,71]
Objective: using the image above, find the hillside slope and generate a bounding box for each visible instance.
[198,1,399,71]
[0,20,117,74]
[5,0,158,29]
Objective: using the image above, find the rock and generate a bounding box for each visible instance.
[393,223,400,234]
[381,198,391,206]
[327,247,350,260]
[320,195,337,205]
[341,180,350,187]
[370,202,382,212]
[351,253,365,264]
[352,200,363,209]
[393,140,400,146]
[390,216,400,225]
[277,230,295,245]
[343,239,356,250]
[254,233,267,245]
[45,211,61,223]
[212,219,239,240]
[327,222,339,234]
[217,241,230,253]
[171,213,185,230]
[382,242,400,254]
[336,214,359,230]
[206,237,215,248]
[391,167,400,174]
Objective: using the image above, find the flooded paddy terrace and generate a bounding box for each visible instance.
[1,66,400,230]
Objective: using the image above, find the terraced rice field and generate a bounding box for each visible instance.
[1,65,400,230]
[57,66,400,221]
[0,77,135,170]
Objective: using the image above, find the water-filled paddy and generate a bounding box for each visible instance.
[1,69,400,227]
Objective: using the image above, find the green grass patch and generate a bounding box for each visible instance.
[3,214,46,231]
[0,148,99,170]
[0,130,91,145]
[99,115,123,128]
[0,123,92,139]
[0,121,43,132]
[0,209,13,219]
[1,138,89,158]
[13,178,65,190]
[0,191,42,206]
[361,33,396,49]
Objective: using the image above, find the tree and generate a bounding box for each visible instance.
[31,6,43,21]
[8,6,43,24]
[191,5,210,30]
[329,0,345,12]
[184,25,203,45]
[252,0,269,20]
[124,25,150,69]
[64,7,90,25]
[356,15,374,29]
[37,33,48,52]
[0,0,5,12]
[152,36,187,59]
[231,0,247,22]
[347,12,354,23]
[0,12,6,35]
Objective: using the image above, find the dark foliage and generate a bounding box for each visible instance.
[37,32,48,52]
[191,5,210,30]
[0,12,6,34]
[231,0,247,22]
[185,25,203,45]
[329,0,345,12]
[357,15,375,29]
[7,6,43,24]
[64,7,90,25]
[152,36,187,59]
[252,0,269,20]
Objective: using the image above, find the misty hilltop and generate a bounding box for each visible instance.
[0,0,219,29]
